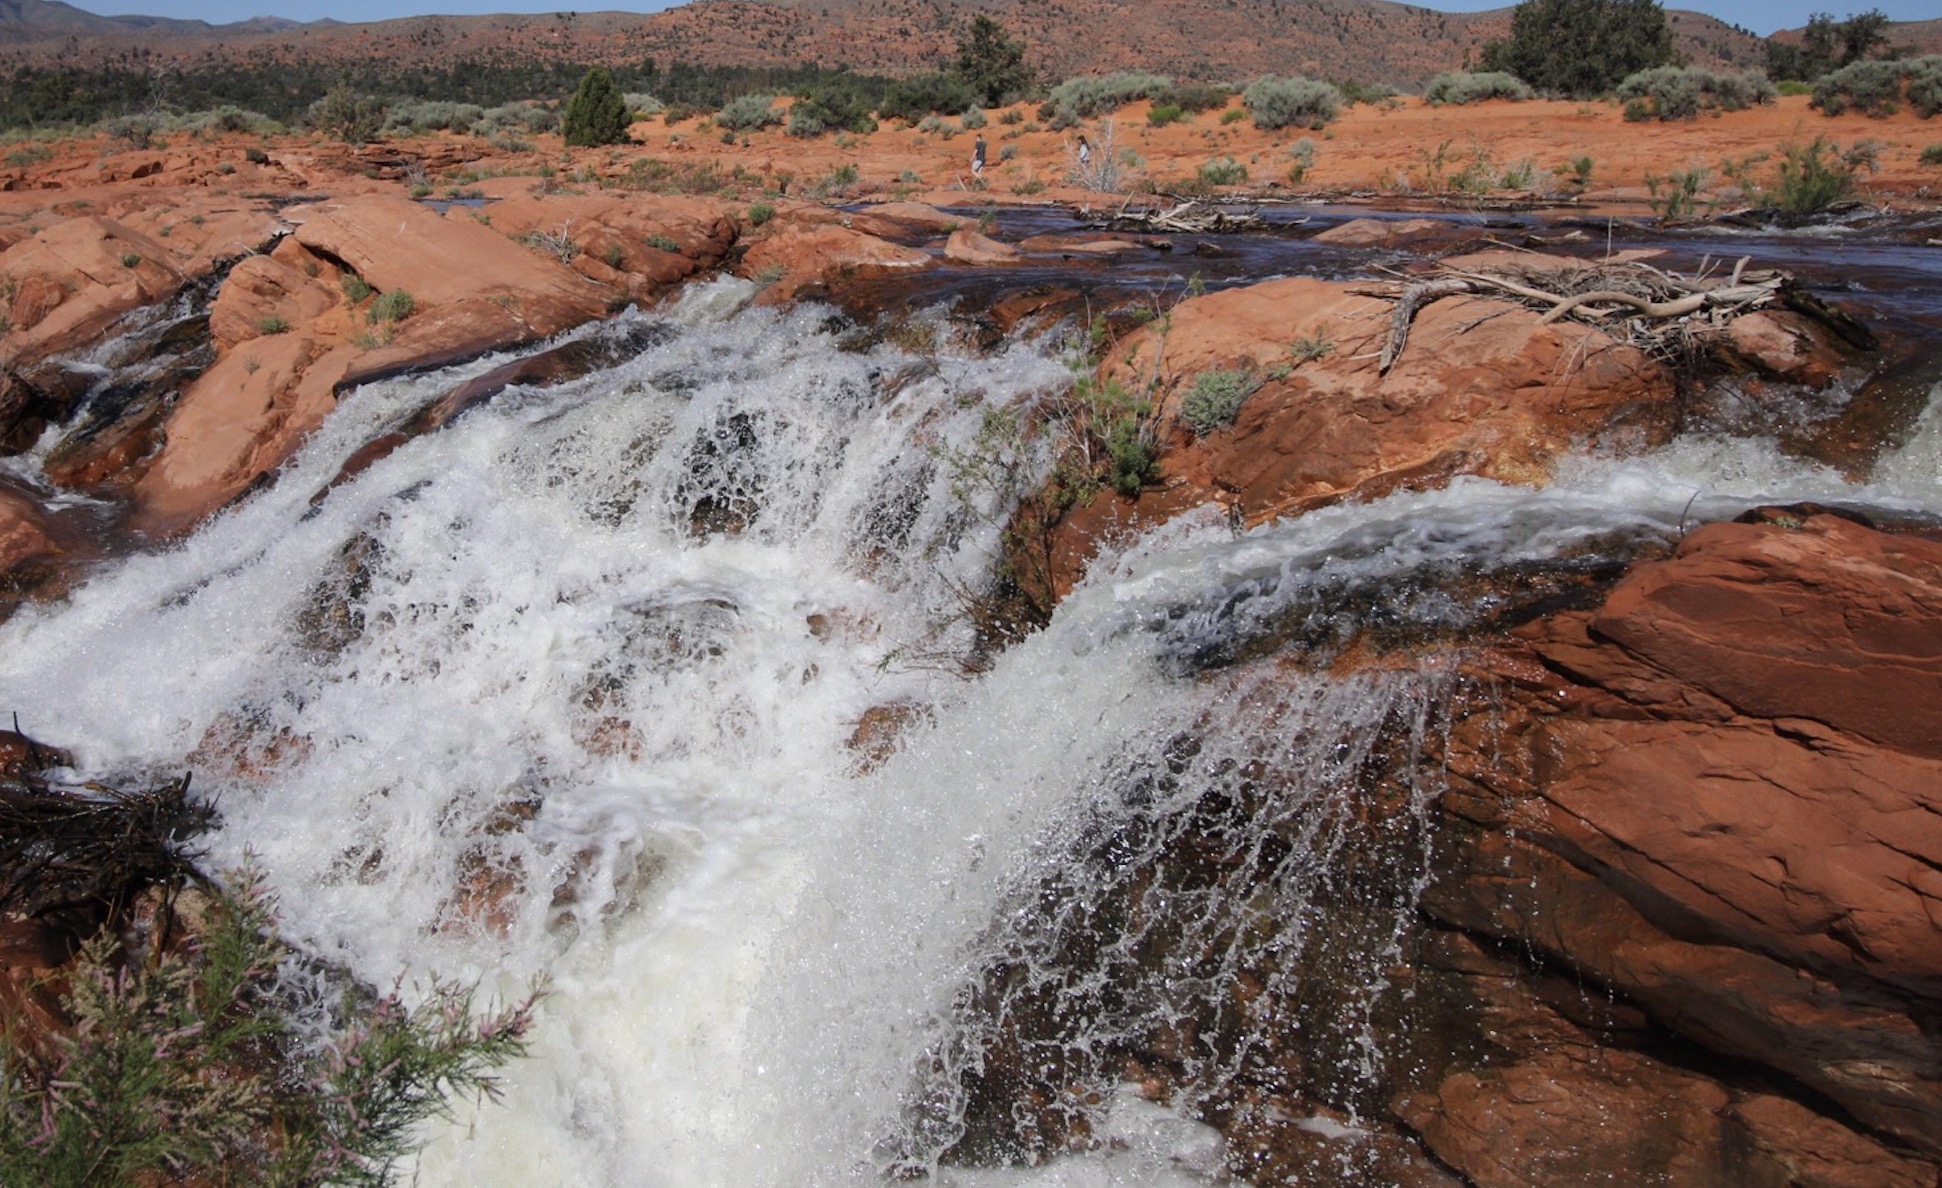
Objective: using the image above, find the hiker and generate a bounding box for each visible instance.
[1076,133,1092,169]
[972,135,986,183]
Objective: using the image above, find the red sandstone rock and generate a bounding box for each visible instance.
[943,228,1020,265]
[1044,275,1673,594]
[737,221,933,303]
[1309,216,1448,247]
[1430,515,1942,1159]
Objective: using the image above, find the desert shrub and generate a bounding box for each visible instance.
[1479,0,1675,98]
[1768,9,1895,82]
[1286,136,1318,184]
[1161,83,1234,113]
[960,106,987,129]
[178,105,277,135]
[1767,136,1878,215]
[101,112,159,150]
[746,201,775,225]
[718,94,782,132]
[1244,76,1342,130]
[1422,71,1534,105]
[1199,156,1248,185]
[4,143,51,167]
[383,101,485,135]
[1907,57,1942,119]
[256,314,289,334]
[1220,107,1246,124]
[1148,102,1186,126]
[307,83,386,145]
[1614,66,1776,119]
[1811,58,1914,117]
[1922,143,1942,167]
[0,873,534,1188]
[342,274,373,303]
[368,288,415,323]
[786,106,826,138]
[645,233,680,252]
[1178,368,1259,434]
[564,67,630,147]
[791,78,879,136]
[471,102,556,137]
[623,92,665,118]
[1334,79,1400,106]
[878,73,978,123]
[1046,72,1175,119]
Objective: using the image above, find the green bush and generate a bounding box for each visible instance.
[1163,83,1234,113]
[718,94,781,132]
[1907,57,1942,119]
[341,275,373,303]
[1921,143,1942,167]
[1479,0,1676,98]
[1179,368,1259,434]
[877,73,978,123]
[384,101,486,135]
[1243,76,1343,130]
[257,314,289,334]
[0,874,534,1188]
[1422,71,1534,105]
[747,201,776,225]
[1768,136,1877,215]
[1046,72,1175,119]
[368,288,415,323]
[785,105,826,138]
[1199,155,1248,185]
[1148,102,1186,126]
[1614,66,1776,119]
[1811,58,1914,117]
[307,83,386,145]
[564,66,630,147]
[960,106,987,129]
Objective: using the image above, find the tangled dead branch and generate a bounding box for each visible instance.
[1358,254,1874,374]
[1079,199,1265,234]
[0,770,212,921]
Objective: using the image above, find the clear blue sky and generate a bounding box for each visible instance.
[67,0,1940,40]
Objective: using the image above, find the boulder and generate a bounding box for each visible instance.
[1431,514,1942,1158]
[1309,216,1450,248]
[737,222,933,303]
[469,192,739,302]
[1044,275,1673,595]
[943,228,1019,266]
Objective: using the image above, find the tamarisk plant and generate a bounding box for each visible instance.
[0,868,537,1187]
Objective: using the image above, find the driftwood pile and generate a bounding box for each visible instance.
[0,768,211,922]
[1080,199,1267,234]
[1358,253,1874,374]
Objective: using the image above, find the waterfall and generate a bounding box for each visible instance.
[1,280,1937,1186]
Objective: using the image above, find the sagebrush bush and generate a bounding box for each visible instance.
[1046,72,1175,119]
[1812,58,1917,117]
[717,94,782,132]
[1422,71,1533,105]
[1243,76,1343,130]
[1768,136,1877,215]
[1907,57,1942,119]
[1614,66,1775,120]
[1178,368,1259,434]
[384,101,485,134]
[786,106,826,138]
[1199,156,1248,185]
[307,84,385,145]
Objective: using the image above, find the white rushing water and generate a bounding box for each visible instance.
[1,281,1939,1186]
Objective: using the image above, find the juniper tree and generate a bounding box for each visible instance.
[1480,0,1676,98]
[563,66,629,147]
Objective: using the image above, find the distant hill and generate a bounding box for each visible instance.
[0,0,1918,92]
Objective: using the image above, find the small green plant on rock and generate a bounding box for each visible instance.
[0,869,535,1188]
[1178,367,1259,435]
[341,275,373,303]
[645,233,680,252]
[368,288,415,324]
[256,314,289,335]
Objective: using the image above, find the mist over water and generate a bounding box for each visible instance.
[1,278,1938,1186]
